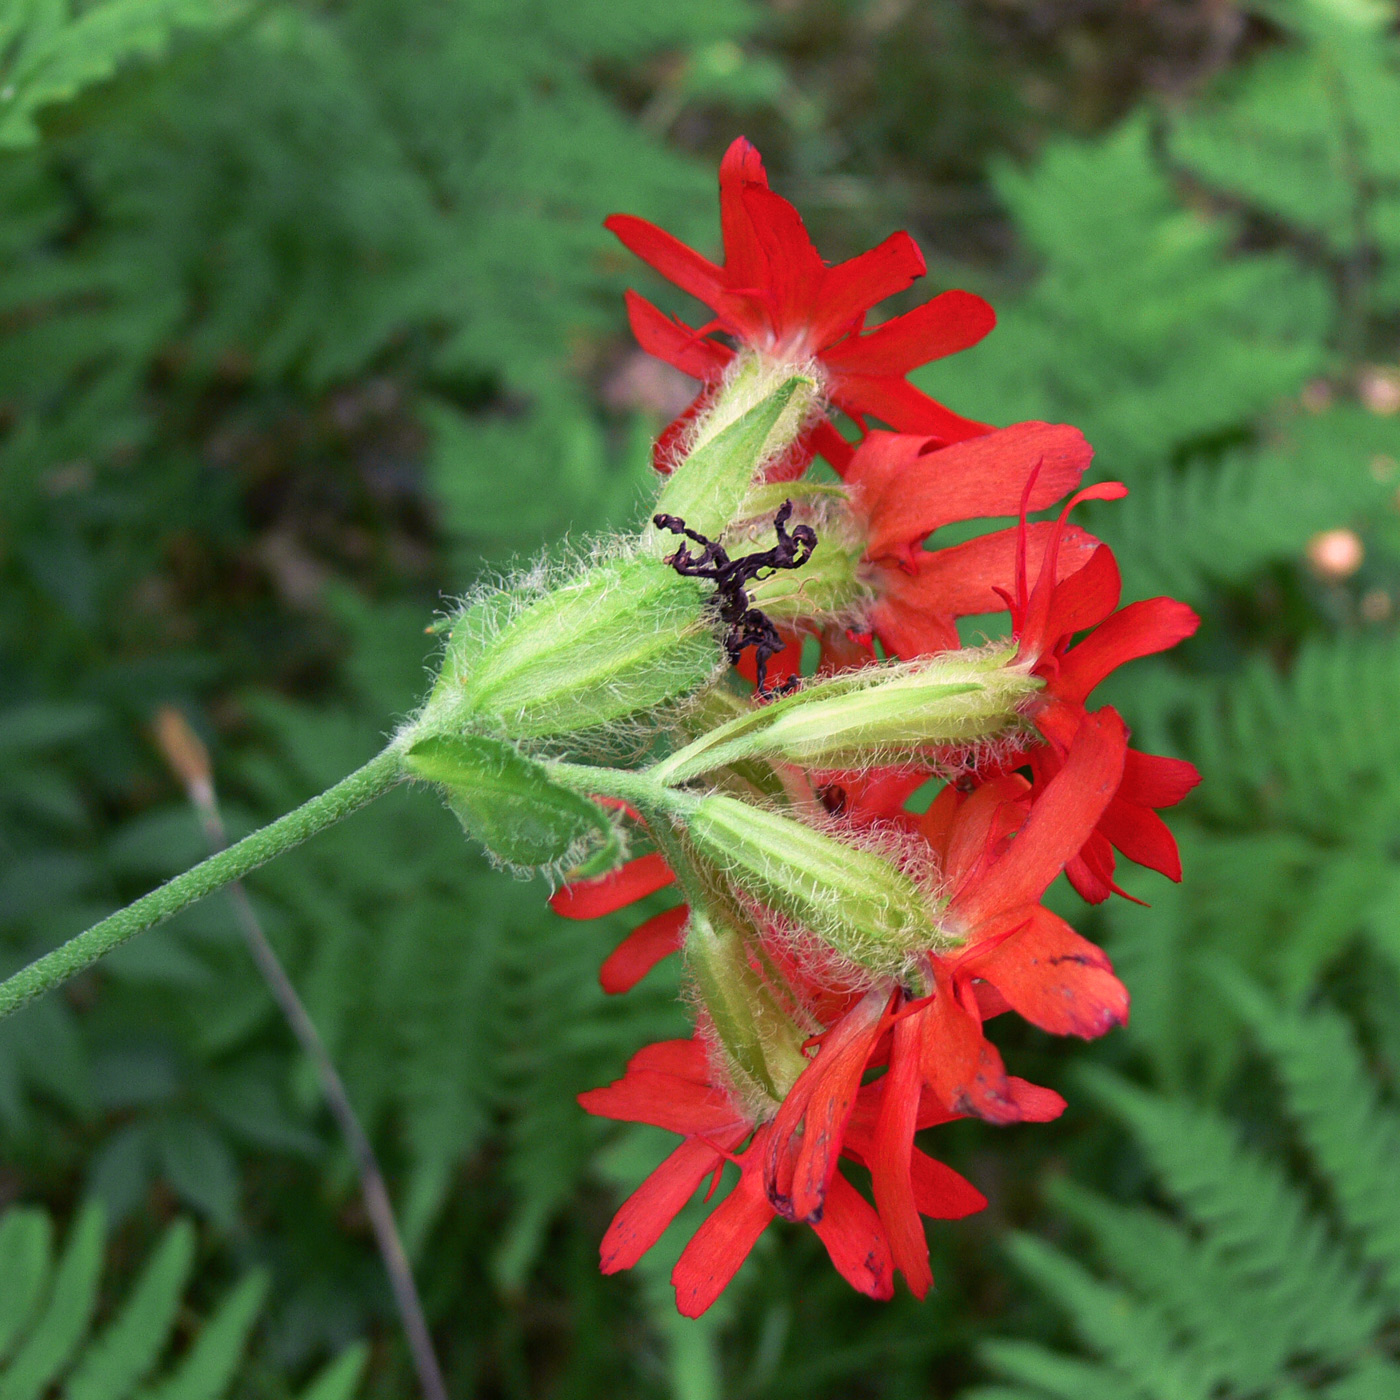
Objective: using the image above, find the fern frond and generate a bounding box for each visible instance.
[1229,979,1400,1309]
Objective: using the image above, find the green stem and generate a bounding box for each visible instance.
[544,760,693,816]
[0,746,407,1022]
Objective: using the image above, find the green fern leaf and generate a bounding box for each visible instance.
[0,1202,105,1400]
[63,1219,196,1400]
[133,1270,268,1400]
[0,1208,53,1365]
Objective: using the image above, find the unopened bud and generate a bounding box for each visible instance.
[685,908,813,1111]
[645,368,818,549]
[429,556,722,742]
[657,646,1039,782]
[681,793,942,975]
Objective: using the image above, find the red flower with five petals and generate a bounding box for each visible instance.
[608,137,996,470]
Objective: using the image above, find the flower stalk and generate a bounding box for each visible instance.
[0,746,407,1022]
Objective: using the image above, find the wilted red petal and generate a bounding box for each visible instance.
[961,905,1129,1039]
[958,709,1128,926]
[606,214,729,310]
[599,905,688,994]
[854,422,1093,560]
[767,987,888,1223]
[810,232,927,345]
[823,290,996,376]
[1057,598,1200,704]
[871,1014,932,1297]
[811,1172,895,1301]
[918,968,1022,1123]
[601,1138,727,1274]
[550,852,675,919]
[672,1159,774,1317]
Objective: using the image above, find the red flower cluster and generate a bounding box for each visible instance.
[563,139,1201,1315]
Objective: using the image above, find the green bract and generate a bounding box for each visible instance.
[683,793,943,974]
[404,734,616,869]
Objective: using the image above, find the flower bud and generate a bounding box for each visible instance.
[684,907,813,1111]
[645,368,818,549]
[657,646,1040,781]
[431,556,723,742]
[404,734,619,870]
[681,793,943,974]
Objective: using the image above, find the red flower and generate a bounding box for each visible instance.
[845,424,1103,656]
[579,1030,989,1313]
[1001,482,1203,901]
[608,137,995,470]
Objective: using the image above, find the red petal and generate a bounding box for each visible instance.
[606,214,728,310]
[909,1150,987,1220]
[623,291,733,382]
[741,184,827,337]
[855,422,1093,560]
[578,1070,742,1137]
[1042,543,1121,641]
[962,905,1128,1039]
[1066,835,1117,905]
[871,524,1098,659]
[767,987,888,1223]
[672,1157,773,1317]
[811,1171,895,1301]
[1098,798,1182,881]
[1057,599,1200,704]
[809,232,927,346]
[627,1038,710,1081]
[808,416,856,474]
[871,1014,932,1297]
[599,905,688,994]
[823,290,996,376]
[550,852,675,919]
[718,137,769,293]
[831,373,992,444]
[601,1138,726,1274]
[957,708,1128,926]
[1120,750,1201,809]
[1004,1077,1068,1122]
[917,969,1022,1124]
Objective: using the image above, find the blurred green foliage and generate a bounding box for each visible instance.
[2,0,1399,1396]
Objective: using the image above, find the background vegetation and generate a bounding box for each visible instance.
[2,0,1399,1395]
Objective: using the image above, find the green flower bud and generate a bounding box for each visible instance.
[681,793,943,974]
[656,646,1041,782]
[404,734,619,871]
[430,555,723,742]
[684,907,813,1111]
[645,368,818,549]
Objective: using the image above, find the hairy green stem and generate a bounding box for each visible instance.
[544,759,694,816]
[0,746,407,1022]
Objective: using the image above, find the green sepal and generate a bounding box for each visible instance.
[439,557,722,741]
[646,371,816,547]
[405,734,615,869]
